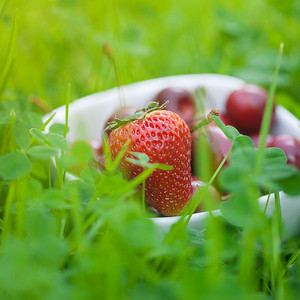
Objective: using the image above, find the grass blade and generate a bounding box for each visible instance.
[0,9,18,99]
[64,83,71,139]
[0,0,9,19]
[41,112,56,131]
[255,43,284,175]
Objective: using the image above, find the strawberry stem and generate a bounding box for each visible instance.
[105,101,168,132]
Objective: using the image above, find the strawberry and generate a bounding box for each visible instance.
[107,102,192,216]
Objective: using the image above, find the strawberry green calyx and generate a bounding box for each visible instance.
[105,101,168,132]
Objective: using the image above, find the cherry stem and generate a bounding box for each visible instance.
[190,109,220,133]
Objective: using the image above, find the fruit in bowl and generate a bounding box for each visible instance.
[224,84,276,134]
[154,87,196,128]
[45,74,300,237]
[191,176,222,212]
[107,102,192,216]
[203,83,299,173]
[268,134,300,170]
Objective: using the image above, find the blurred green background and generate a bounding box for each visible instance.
[3,0,300,117]
[1,2,300,299]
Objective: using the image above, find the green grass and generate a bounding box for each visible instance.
[0,1,300,299]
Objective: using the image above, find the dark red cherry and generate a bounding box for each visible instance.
[218,111,234,126]
[191,125,231,184]
[226,84,276,134]
[207,125,232,166]
[268,134,300,170]
[191,176,221,212]
[249,133,274,148]
[155,87,195,127]
[89,139,105,167]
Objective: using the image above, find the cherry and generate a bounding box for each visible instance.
[88,139,105,167]
[218,111,234,126]
[65,140,105,175]
[268,134,300,170]
[206,125,232,166]
[191,177,221,212]
[155,87,195,127]
[191,124,232,186]
[249,133,274,148]
[226,84,276,134]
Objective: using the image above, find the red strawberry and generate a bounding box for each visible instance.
[107,102,192,216]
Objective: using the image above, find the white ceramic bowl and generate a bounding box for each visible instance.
[45,74,300,238]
